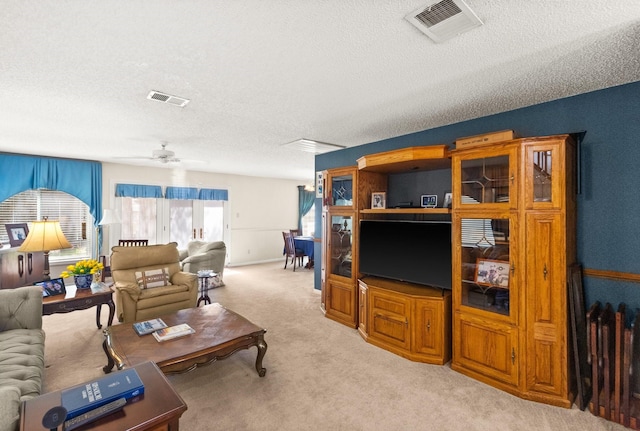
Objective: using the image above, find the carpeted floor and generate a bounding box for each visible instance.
[41,261,625,430]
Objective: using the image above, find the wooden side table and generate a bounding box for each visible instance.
[20,361,187,431]
[42,284,115,329]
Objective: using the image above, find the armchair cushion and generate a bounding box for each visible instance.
[135,267,170,289]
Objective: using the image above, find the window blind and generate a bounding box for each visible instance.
[0,189,92,259]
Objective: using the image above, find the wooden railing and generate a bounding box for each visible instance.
[584,268,640,284]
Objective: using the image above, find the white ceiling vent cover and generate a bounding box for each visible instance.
[147,90,190,107]
[283,139,346,154]
[405,0,483,43]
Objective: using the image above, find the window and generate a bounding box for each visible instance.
[301,203,315,236]
[0,189,93,261]
[120,197,158,243]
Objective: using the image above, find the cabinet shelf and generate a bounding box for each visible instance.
[361,208,450,215]
[357,145,450,173]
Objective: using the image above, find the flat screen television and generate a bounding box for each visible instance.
[358,220,452,290]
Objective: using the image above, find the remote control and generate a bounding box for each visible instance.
[64,397,127,430]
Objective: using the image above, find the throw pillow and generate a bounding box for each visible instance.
[135,268,170,289]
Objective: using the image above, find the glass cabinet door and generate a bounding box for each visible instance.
[458,216,512,317]
[455,146,517,208]
[330,174,353,207]
[524,141,562,209]
[329,215,353,279]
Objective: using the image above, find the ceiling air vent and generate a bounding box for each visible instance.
[405,0,483,43]
[147,90,190,107]
[283,139,346,154]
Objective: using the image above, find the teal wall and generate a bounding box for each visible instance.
[313,80,640,311]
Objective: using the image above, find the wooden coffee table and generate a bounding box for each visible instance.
[102,303,267,377]
[43,284,115,329]
[20,361,187,431]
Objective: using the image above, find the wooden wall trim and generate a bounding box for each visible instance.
[583,268,640,284]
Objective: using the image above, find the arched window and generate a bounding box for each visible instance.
[0,189,93,261]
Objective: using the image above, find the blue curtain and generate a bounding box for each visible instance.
[0,154,102,226]
[165,186,198,200]
[115,183,163,198]
[297,186,315,233]
[198,188,228,201]
[0,153,103,255]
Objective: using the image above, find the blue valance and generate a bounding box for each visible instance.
[198,188,228,201]
[115,184,163,198]
[0,153,102,227]
[165,186,198,200]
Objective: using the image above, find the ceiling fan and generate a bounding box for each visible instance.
[150,143,180,163]
[115,142,181,164]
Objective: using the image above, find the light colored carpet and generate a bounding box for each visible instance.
[42,262,624,431]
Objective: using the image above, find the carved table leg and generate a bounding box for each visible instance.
[102,331,115,373]
[102,328,125,374]
[106,299,115,326]
[255,333,267,377]
[96,304,103,329]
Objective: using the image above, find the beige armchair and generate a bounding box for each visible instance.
[179,240,226,285]
[110,242,198,323]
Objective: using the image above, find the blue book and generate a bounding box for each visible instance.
[61,368,144,420]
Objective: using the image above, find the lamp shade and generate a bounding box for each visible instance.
[98,209,121,226]
[19,219,72,252]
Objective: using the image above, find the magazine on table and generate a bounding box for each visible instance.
[152,323,195,342]
[133,318,168,336]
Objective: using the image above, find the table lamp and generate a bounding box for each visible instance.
[19,217,72,280]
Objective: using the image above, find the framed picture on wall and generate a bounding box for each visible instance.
[371,192,386,209]
[5,223,29,247]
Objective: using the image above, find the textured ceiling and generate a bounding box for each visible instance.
[2,1,640,181]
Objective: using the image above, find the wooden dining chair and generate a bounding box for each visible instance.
[289,229,301,237]
[118,239,149,246]
[282,232,305,271]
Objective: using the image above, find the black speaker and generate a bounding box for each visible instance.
[42,406,67,430]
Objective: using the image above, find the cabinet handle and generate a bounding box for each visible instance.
[405,317,409,326]
[200,228,203,239]
[511,348,516,364]
[426,320,431,332]
[18,254,24,278]
[511,264,515,275]
[27,253,33,275]
[510,174,514,185]
[543,263,548,280]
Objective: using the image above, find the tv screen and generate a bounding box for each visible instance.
[358,220,452,290]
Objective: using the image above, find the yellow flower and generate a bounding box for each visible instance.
[60,259,104,278]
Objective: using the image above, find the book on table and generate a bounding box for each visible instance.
[132,318,168,336]
[152,323,195,342]
[61,368,144,420]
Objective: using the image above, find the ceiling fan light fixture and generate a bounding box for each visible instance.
[283,139,346,154]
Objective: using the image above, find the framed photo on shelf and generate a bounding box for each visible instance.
[5,223,29,247]
[443,193,453,208]
[371,192,386,209]
[34,278,66,297]
[420,194,438,208]
[475,259,510,288]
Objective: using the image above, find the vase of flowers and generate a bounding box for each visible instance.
[60,259,104,289]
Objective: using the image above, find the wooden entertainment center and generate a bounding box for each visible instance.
[321,133,577,408]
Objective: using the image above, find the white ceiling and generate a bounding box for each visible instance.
[2,1,640,182]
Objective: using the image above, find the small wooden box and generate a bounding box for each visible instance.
[455,130,514,149]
